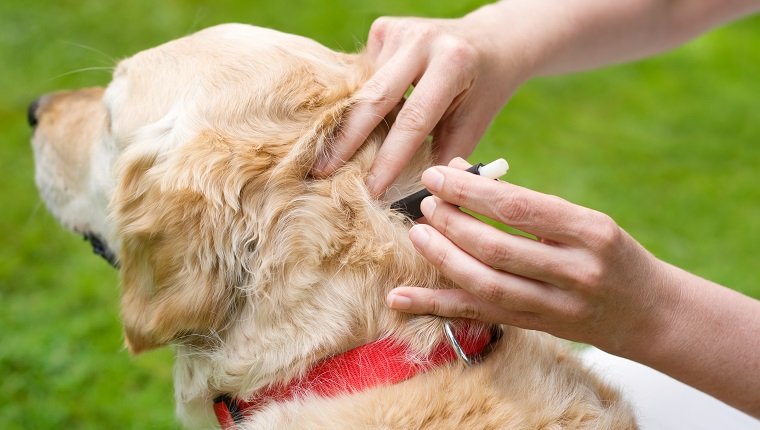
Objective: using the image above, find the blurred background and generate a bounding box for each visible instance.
[1,1,758,428]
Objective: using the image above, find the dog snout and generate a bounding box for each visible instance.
[27,96,43,127]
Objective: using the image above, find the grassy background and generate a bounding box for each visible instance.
[1,1,758,428]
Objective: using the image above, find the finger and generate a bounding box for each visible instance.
[422,159,470,213]
[408,223,563,313]
[420,196,576,285]
[367,58,469,195]
[387,286,545,328]
[447,157,471,169]
[313,49,424,177]
[366,17,391,59]
[420,166,591,245]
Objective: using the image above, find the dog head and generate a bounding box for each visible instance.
[30,24,440,361]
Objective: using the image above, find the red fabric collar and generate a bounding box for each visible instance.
[213,322,499,429]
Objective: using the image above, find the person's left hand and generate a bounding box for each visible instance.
[312,14,528,196]
[387,158,681,358]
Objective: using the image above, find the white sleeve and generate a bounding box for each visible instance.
[580,347,760,429]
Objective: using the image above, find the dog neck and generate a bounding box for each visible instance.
[173,135,460,424]
[211,321,500,428]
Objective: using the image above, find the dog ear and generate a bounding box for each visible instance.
[118,228,237,354]
[113,139,254,354]
[113,53,370,354]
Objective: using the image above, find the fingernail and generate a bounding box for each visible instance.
[366,172,379,195]
[420,196,436,218]
[421,167,444,192]
[387,291,412,310]
[409,224,430,247]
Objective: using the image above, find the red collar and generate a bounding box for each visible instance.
[213,321,501,429]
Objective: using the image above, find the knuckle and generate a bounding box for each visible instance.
[369,17,391,40]
[430,246,452,270]
[492,189,531,224]
[585,212,622,251]
[395,103,429,134]
[540,255,567,278]
[553,262,581,286]
[478,237,511,267]
[427,295,445,316]
[451,176,470,204]
[361,79,394,106]
[475,277,507,304]
[510,311,543,331]
[441,36,478,69]
[563,301,594,324]
[433,204,454,236]
[371,150,392,169]
[412,22,438,41]
[427,294,480,320]
[572,261,606,290]
[456,300,482,320]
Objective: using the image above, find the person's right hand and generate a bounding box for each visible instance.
[313,11,531,196]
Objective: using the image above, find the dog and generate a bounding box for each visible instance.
[29,24,637,428]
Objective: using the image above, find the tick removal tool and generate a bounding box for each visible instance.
[391,158,509,220]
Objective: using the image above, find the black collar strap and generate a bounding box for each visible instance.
[390,163,483,219]
[83,232,119,268]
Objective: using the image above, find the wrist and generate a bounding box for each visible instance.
[621,260,689,364]
[460,0,578,81]
[599,256,687,365]
[458,2,541,86]
[618,262,760,416]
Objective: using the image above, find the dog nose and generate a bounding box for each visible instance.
[28,97,42,127]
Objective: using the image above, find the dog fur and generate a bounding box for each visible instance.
[31,24,636,428]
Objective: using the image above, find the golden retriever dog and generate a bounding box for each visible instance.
[30,24,636,428]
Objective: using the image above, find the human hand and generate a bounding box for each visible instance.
[313,12,529,196]
[387,158,681,357]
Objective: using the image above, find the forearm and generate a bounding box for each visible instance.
[464,0,760,77]
[630,263,760,417]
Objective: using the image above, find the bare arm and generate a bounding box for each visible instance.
[471,0,760,76]
[647,263,760,418]
[316,0,760,194]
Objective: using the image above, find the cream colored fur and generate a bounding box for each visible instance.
[31,24,636,429]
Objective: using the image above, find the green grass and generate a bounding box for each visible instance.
[1,1,758,428]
